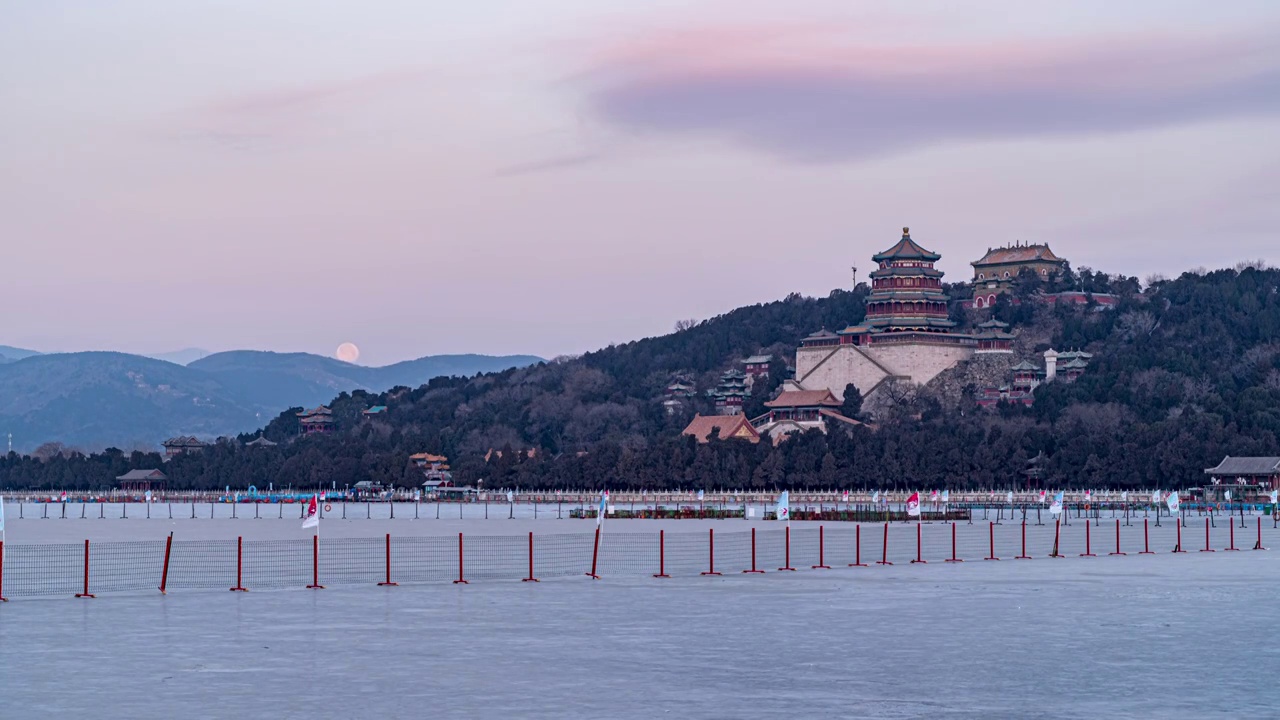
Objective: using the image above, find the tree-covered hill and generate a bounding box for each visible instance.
[3,265,1279,492]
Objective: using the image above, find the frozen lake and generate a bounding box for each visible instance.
[2,549,1277,719]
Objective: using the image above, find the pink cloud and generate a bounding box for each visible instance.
[573,22,1280,161]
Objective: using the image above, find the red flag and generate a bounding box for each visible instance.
[906,492,921,517]
[302,494,319,529]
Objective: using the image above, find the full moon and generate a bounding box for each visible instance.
[335,342,360,363]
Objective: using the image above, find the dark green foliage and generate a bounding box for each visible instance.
[3,268,1279,491]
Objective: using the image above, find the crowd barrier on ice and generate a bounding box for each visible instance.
[0,516,1274,602]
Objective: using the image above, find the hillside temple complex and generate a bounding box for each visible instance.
[785,228,1010,402]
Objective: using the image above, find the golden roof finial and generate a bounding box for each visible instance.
[902,226,910,237]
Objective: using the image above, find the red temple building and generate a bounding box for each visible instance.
[974,319,1014,354]
[743,355,773,378]
[298,406,335,434]
[708,369,750,415]
[161,435,208,457]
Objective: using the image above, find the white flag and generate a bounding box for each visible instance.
[1121,491,1128,502]
[940,489,950,503]
[872,491,881,504]
[1270,490,1278,504]
[596,492,608,527]
[1224,489,1231,501]
[1166,491,1180,514]
[906,492,921,518]
[1006,491,1014,504]
[1050,491,1064,516]
[145,490,152,504]
[776,491,790,522]
[1151,490,1162,504]
[301,494,319,529]
[697,490,705,501]
[507,490,514,503]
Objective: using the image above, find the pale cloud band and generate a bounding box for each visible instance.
[577,23,1280,162]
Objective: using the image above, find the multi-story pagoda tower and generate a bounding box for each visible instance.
[863,228,955,333]
[791,226,981,403]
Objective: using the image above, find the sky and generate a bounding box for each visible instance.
[2,1,1279,366]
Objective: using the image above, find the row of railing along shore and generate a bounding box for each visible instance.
[0,515,1273,601]
[2,498,1273,522]
[6,489,1274,506]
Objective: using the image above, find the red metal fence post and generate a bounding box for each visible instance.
[850,524,868,567]
[985,521,999,560]
[1109,519,1126,556]
[307,535,325,589]
[454,532,470,584]
[75,539,95,598]
[230,536,247,591]
[1140,518,1154,554]
[584,527,600,579]
[1225,521,1239,551]
[1200,517,1215,553]
[743,527,764,573]
[701,528,722,576]
[1173,519,1186,553]
[0,540,8,602]
[911,523,927,564]
[653,529,670,578]
[1080,520,1096,557]
[522,531,539,582]
[159,533,173,594]
[778,526,796,571]
[379,533,398,586]
[1255,517,1267,551]
[812,525,831,569]
[1050,519,1063,558]
[876,522,893,565]
[946,522,962,563]
[1016,521,1031,559]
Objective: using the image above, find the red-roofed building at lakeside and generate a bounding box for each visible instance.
[971,242,1068,308]
[116,469,168,493]
[298,406,334,434]
[682,414,761,444]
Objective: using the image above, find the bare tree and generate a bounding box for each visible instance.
[1115,310,1158,341]
[31,441,67,461]
[674,318,698,333]
[1235,259,1271,273]
[1265,369,1280,391]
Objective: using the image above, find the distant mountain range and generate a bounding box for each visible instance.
[0,345,42,362]
[0,350,543,451]
[145,348,211,365]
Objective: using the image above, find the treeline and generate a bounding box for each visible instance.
[2,266,1279,491]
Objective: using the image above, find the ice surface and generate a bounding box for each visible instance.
[2,516,1279,719]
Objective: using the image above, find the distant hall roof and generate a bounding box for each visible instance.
[1204,457,1280,476]
[972,244,1064,267]
[765,390,841,408]
[116,469,167,481]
